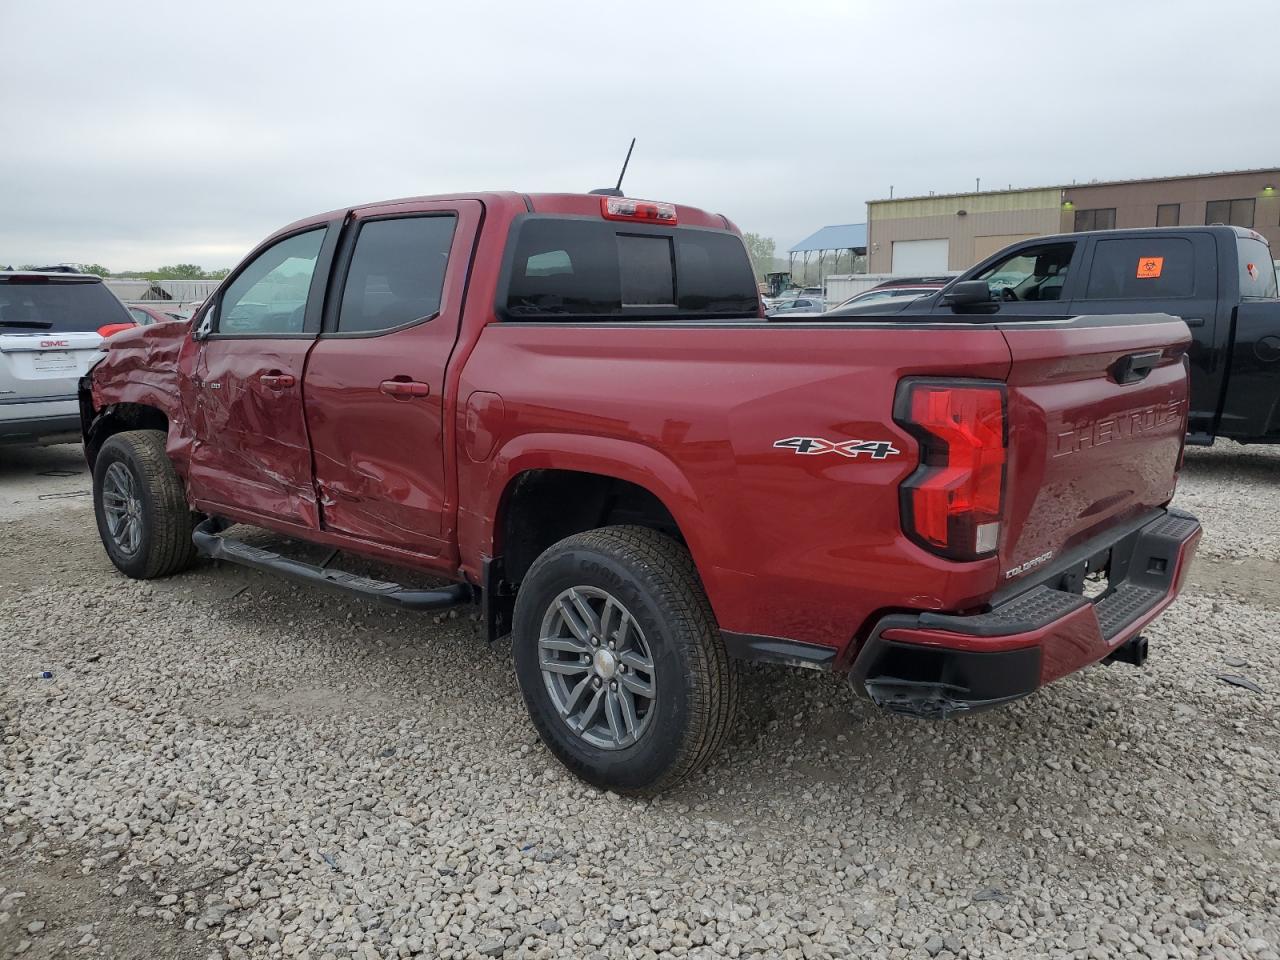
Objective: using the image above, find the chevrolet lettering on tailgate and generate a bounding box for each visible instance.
[1054,399,1186,459]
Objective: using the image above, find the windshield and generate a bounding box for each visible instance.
[0,277,131,332]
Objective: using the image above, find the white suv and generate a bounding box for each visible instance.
[0,270,135,445]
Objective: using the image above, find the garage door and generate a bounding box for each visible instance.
[973,234,1037,263]
[891,238,949,274]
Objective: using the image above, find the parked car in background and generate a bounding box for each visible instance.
[765,296,825,317]
[1,270,135,445]
[126,303,188,325]
[830,226,1280,446]
[834,283,945,308]
[83,190,1199,793]
[764,286,824,308]
[770,281,948,319]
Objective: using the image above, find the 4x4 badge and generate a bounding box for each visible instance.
[774,437,901,460]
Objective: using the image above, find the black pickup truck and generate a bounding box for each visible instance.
[829,226,1280,445]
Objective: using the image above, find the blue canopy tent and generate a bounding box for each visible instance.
[788,223,867,285]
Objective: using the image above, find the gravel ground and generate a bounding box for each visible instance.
[1,441,1278,960]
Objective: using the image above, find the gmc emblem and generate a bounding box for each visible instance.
[40,339,70,349]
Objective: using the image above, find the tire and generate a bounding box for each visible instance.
[512,525,738,794]
[92,429,199,579]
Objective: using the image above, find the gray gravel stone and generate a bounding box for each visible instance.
[1,441,1278,959]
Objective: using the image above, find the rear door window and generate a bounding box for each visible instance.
[337,215,457,334]
[502,218,757,320]
[0,278,131,332]
[1082,237,1196,300]
[1237,237,1279,299]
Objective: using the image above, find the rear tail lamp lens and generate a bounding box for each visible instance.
[894,379,1007,561]
[97,323,135,338]
[600,197,678,225]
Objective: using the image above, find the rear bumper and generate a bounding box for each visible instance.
[848,509,1202,718]
[0,404,81,444]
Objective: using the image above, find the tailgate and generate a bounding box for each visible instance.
[998,315,1191,586]
[0,332,105,397]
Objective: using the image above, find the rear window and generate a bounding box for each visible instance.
[0,277,131,332]
[1237,238,1279,300]
[1083,237,1196,300]
[502,218,758,320]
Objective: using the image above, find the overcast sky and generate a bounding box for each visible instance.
[2,0,1275,271]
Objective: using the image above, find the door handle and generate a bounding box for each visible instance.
[380,378,431,399]
[259,373,296,389]
[1110,351,1162,385]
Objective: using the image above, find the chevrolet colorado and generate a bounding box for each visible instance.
[826,226,1280,445]
[80,192,1202,793]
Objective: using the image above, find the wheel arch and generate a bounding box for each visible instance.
[84,402,171,469]
[471,436,717,640]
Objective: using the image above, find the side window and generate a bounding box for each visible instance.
[975,242,1075,302]
[129,307,150,325]
[337,215,457,334]
[217,229,325,335]
[1083,238,1196,300]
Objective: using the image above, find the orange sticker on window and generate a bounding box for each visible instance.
[1136,257,1164,278]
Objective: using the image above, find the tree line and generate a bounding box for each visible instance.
[13,263,230,281]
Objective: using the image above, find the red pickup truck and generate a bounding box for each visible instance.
[80,191,1202,793]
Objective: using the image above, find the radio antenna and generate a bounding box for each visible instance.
[589,138,637,197]
[615,137,636,192]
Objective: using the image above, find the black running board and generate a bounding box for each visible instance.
[193,517,473,611]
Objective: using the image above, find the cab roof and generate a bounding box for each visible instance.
[273,191,734,238]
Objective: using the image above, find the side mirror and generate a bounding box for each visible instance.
[193,308,214,341]
[942,279,992,307]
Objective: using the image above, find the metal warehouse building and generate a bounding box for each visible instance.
[866,168,1280,274]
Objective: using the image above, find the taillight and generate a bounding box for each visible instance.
[894,378,1006,561]
[600,196,678,225]
[97,322,135,338]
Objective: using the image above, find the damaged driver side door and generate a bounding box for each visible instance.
[187,223,338,527]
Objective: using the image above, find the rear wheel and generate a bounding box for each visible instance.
[92,430,199,579]
[512,525,738,794]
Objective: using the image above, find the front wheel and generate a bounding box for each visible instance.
[92,429,199,579]
[512,525,738,794]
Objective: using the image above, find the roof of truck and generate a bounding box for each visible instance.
[274,192,733,238]
[1009,224,1268,245]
